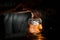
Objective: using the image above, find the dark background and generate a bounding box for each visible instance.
[0,0,57,40]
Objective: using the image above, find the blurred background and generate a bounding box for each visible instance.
[0,0,57,40]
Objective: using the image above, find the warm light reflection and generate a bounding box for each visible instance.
[29,23,42,34]
[28,19,45,40]
[36,34,45,40]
